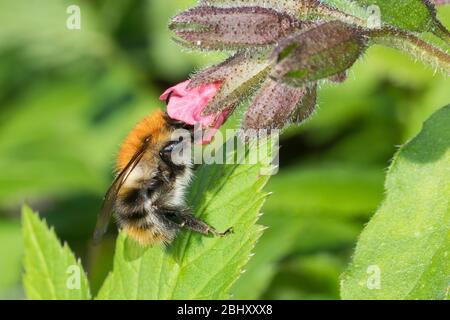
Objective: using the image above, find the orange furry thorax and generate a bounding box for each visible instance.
[116,110,170,171]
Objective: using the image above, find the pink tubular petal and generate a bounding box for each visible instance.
[160,80,190,99]
[160,80,229,144]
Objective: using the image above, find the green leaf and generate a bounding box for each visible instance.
[341,105,450,300]
[22,205,91,300]
[96,139,273,299]
[354,0,450,41]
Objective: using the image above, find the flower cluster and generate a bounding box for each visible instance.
[162,0,446,142]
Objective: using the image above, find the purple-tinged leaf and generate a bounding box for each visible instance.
[242,78,317,132]
[170,6,306,50]
[271,21,368,87]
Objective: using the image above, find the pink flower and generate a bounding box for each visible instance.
[160,80,229,144]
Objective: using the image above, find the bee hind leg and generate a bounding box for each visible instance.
[162,208,232,237]
[181,214,233,237]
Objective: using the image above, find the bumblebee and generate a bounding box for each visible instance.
[93,109,230,246]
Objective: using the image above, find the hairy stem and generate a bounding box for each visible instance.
[313,3,366,27]
[368,27,450,73]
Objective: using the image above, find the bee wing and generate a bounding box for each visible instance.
[93,142,149,244]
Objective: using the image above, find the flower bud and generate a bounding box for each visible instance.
[242,78,317,132]
[170,6,305,50]
[189,51,273,115]
[271,21,368,87]
[289,84,317,124]
[199,0,361,25]
[200,0,320,16]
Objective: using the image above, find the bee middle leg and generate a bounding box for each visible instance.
[161,208,232,237]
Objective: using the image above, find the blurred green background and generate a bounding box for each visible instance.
[0,0,449,299]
